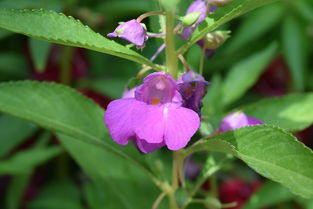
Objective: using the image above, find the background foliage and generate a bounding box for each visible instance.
[0,0,312,208]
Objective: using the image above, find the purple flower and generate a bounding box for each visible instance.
[107,19,148,48]
[178,71,210,114]
[104,72,200,153]
[218,112,263,133]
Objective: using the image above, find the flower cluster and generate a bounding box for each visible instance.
[105,71,210,153]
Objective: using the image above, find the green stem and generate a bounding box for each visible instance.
[165,10,178,78]
[199,44,206,75]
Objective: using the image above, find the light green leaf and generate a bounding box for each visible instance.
[186,125,313,198]
[242,93,313,131]
[0,81,154,178]
[30,38,52,72]
[177,0,280,55]
[0,114,37,158]
[282,15,307,91]
[221,42,277,106]
[0,9,160,70]
[242,181,294,209]
[225,3,284,53]
[0,146,62,175]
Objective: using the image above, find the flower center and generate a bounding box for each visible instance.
[151,98,161,105]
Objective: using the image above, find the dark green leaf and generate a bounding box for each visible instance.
[28,180,84,209]
[0,114,37,158]
[0,146,62,175]
[221,42,277,106]
[186,125,313,198]
[0,9,160,70]
[282,15,307,91]
[242,93,313,131]
[5,172,32,209]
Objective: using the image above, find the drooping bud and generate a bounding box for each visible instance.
[206,0,232,7]
[203,30,231,49]
[178,71,210,114]
[107,19,148,48]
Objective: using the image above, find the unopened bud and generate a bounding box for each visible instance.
[181,12,201,26]
[206,0,232,7]
[204,30,231,49]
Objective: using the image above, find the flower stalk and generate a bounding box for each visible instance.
[164,9,178,79]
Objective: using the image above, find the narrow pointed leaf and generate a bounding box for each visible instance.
[0,9,160,70]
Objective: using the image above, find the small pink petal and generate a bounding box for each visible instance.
[135,138,165,153]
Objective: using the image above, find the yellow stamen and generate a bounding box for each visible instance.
[151,98,161,105]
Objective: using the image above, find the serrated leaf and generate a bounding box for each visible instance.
[282,15,307,91]
[0,9,160,70]
[177,0,279,54]
[0,81,155,178]
[186,125,313,198]
[242,93,313,131]
[221,42,277,106]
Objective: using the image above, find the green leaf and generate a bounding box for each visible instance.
[0,81,154,178]
[221,42,277,106]
[225,3,284,53]
[177,0,280,55]
[5,172,33,209]
[0,114,37,158]
[58,134,165,209]
[242,93,313,131]
[0,9,160,70]
[30,38,52,72]
[28,180,84,209]
[282,15,307,91]
[0,146,62,175]
[186,125,313,198]
[242,181,294,209]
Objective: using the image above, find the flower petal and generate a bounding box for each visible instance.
[133,103,165,143]
[164,105,200,150]
[104,98,140,145]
